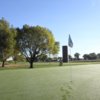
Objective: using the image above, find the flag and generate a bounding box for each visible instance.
[68,34,73,48]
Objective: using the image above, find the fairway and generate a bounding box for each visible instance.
[0,64,100,100]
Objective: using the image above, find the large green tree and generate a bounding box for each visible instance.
[17,25,55,68]
[0,18,16,67]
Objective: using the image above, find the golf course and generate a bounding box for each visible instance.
[0,63,100,100]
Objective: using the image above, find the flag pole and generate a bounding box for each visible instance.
[68,34,73,82]
[69,46,73,82]
[68,46,71,63]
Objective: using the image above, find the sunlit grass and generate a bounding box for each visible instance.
[1,64,100,100]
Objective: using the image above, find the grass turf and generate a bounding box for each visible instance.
[0,61,98,70]
[0,64,100,100]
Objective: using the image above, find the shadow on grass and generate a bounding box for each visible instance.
[60,82,74,100]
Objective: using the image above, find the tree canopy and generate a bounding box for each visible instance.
[74,53,80,60]
[17,25,56,68]
[0,18,59,68]
[52,42,60,55]
[0,18,16,67]
[83,53,97,60]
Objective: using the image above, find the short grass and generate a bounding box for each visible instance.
[0,64,100,100]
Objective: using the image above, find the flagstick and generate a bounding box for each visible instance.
[69,47,71,62]
[68,46,71,63]
[68,34,73,83]
[69,46,73,83]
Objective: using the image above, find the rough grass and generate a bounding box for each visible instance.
[0,64,100,100]
[0,61,100,70]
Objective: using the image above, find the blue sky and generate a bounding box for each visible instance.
[0,0,100,57]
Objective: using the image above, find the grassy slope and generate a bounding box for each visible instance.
[0,64,100,100]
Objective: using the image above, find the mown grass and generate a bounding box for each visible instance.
[1,64,100,100]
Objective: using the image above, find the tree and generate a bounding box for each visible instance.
[88,53,97,60]
[12,30,21,63]
[74,53,80,60]
[83,54,89,60]
[68,55,72,61]
[52,42,60,55]
[0,18,16,67]
[13,53,25,62]
[17,25,55,68]
[38,54,47,62]
[51,42,60,59]
[97,53,100,59]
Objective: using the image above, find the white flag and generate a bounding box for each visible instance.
[68,34,73,48]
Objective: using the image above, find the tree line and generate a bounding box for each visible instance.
[69,52,100,60]
[0,18,59,68]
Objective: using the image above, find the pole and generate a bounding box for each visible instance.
[69,46,73,82]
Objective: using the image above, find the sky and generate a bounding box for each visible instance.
[0,0,100,58]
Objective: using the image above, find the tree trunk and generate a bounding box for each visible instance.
[14,60,17,64]
[30,61,33,68]
[2,60,5,67]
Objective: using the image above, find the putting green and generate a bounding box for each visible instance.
[0,64,100,100]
